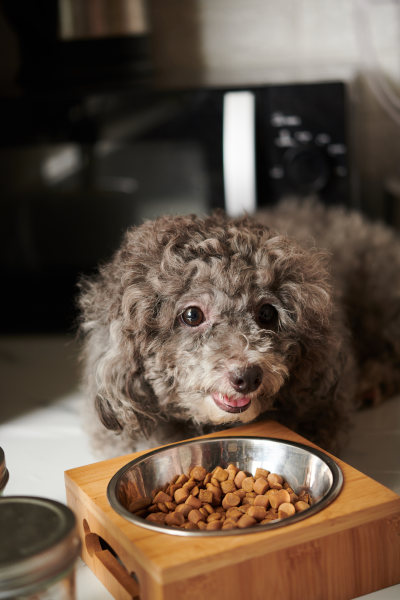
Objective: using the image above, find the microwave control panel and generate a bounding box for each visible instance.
[255,81,350,207]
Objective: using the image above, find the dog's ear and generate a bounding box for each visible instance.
[81,330,160,441]
[78,215,201,443]
[78,251,161,443]
[94,395,122,431]
[95,392,157,438]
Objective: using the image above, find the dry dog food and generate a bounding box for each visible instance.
[127,463,312,531]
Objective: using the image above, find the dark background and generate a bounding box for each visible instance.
[0,1,398,333]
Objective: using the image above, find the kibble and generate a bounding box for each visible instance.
[237,514,257,528]
[127,462,312,531]
[190,466,207,481]
[174,487,189,504]
[295,500,310,512]
[253,477,269,495]
[185,495,202,509]
[278,502,296,519]
[222,492,241,509]
[188,509,204,524]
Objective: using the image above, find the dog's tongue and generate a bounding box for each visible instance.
[222,395,250,408]
[212,393,251,413]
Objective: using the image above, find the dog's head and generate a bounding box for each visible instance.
[79,212,333,436]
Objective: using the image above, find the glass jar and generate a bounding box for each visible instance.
[0,496,81,599]
[0,448,9,494]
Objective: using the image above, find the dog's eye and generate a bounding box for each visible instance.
[180,306,205,327]
[256,303,278,328]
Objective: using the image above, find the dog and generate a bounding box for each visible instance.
[78,199,400,457]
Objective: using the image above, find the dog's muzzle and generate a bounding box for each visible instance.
[211,363,262,413]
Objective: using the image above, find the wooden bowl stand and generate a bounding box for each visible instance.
[65,420,400,600]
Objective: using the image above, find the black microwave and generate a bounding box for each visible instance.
[139,80,350,214]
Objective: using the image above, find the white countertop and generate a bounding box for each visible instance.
[1,335,399,599]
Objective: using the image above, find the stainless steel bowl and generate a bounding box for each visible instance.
[107,436,343,536]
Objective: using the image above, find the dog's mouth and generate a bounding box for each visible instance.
[211,392,252,414]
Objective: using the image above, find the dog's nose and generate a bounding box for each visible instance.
[228,365,263,394]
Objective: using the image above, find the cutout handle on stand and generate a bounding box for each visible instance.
[83,519,140,599]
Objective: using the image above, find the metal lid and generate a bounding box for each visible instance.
[0,448,9,492]
[0,496,81,597]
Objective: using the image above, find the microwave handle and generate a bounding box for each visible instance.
[222,90,257,216]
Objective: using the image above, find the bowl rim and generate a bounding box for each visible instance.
[107,436,344,537]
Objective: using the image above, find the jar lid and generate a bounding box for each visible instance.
[0,448,9,492]
[0,496,81,597]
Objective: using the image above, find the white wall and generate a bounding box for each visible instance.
[149,0,400,85]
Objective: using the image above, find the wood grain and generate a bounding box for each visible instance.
[65,420,400,599]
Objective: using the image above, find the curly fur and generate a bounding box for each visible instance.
[78,199,400,457]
